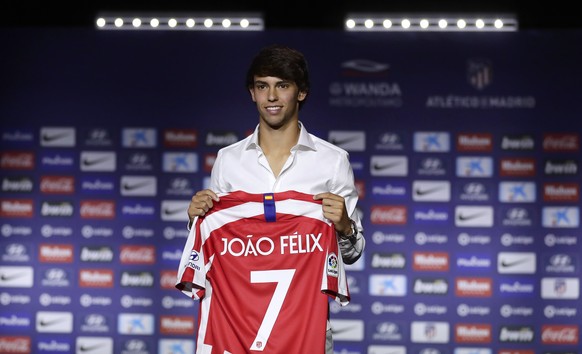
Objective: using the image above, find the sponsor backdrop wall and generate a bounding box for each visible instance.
[1,28,581,354]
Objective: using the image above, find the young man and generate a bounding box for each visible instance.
[177,44,365,353]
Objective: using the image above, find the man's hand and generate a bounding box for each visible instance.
[313,192,352,235]
[188,189,219,222]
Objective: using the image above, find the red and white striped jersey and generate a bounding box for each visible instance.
[176,190,350,354]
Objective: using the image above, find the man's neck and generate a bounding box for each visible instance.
[258,120,301,155]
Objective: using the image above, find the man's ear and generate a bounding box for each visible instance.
[298,90,307,101]
[249,88,257,102]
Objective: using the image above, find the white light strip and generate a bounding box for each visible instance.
[345,13,518,32]
[96,13,264,31]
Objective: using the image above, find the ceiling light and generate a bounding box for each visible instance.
[345,13,518,32]
[96,12,264,31]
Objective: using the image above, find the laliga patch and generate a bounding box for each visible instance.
[327,253,339,277]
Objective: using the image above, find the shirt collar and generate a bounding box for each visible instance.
[245,121,316,151]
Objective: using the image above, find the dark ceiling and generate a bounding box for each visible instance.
[1,0,580,29]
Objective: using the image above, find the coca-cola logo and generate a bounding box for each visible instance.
[80,200,115,219]
[370,205,407,225]
[0,151,34,169]
[541,325,579,344]
[543,133,579,152]
[40,176,75,194]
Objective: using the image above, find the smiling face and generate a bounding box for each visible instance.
[249,75,307,129]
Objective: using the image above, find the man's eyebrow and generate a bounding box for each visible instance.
[254,79,290,85]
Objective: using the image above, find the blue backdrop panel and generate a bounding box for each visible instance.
[1,28,581,354]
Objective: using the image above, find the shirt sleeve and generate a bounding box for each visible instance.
[338,226,365,264]
[186,149,226,231]
[332,150,365,265]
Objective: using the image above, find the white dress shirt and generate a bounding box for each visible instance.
[209,121,365,262]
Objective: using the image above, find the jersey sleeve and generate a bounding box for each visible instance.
[175,218,207,300]
[321,231,350,306]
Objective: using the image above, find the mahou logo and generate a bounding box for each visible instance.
[543,183,579,202]
[455,277,492,297]
[79,269,114,287]
[413,252,449,271]
[454,323,492,343]
[39,244,74,263]
[370,205,407,225]
[499,158,536,177]
[163,129,198,148]
[0,199,33,218]
[456,133,493,152]
[80,200,115,219]
[159,315,195,335]
[541,325,579,345]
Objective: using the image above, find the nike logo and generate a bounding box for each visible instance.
[330,326,355,335]
[500,258,531,268]
[415,186,444,196]
[123,181,152,191]
[78,343,106,352]
[82,156,111,166]
[0,272,26,281]
[164,207,184,216]
[42,132,71,142]
[373,161,402,171]
[330,136,361,146]
[457,212,485,221]
[39,317,67,327]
